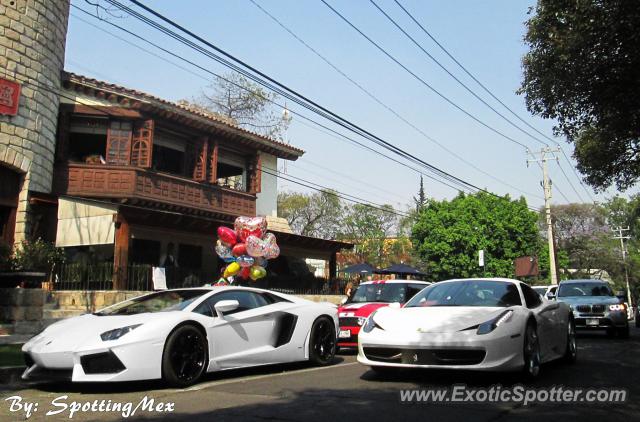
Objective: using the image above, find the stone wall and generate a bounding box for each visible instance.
[0,0,71,243]
[0,288,44,334]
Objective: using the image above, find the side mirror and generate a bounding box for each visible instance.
[546,292,556,300]
[389,302,401,309]
[340,297,347,305]
[214,300,239,318]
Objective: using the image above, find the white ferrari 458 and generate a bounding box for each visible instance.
[23,287,338,386]
[357,278,576,378]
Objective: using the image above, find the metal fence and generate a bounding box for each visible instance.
[53,263,350,294]
[53,263,209,291]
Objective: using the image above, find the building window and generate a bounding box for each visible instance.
[216,161,246,191]
[68,117,108,163]
[152,144,185,175]
[106,121,133,165]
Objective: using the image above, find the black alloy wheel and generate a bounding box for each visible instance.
[309,316,336,366]
[162,325,208,387]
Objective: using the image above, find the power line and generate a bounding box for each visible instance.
[0,67,410,220]
[116,0,527,195]
[80,0,536,210]
[369,0,548,148]
[70,5,478,197]
[559,148,595,202]
[319,0,529,150]
[555,161,586,202]
[247,0,543,201]
[392,0,596,203]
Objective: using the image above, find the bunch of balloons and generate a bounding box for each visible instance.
[215,216,280,282]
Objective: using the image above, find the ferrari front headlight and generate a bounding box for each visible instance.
[477,310,513,335]
[100,324,142,341]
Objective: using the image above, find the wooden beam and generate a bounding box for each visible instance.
[113,213,131,290]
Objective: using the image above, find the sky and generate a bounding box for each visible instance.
[64,0,635,213]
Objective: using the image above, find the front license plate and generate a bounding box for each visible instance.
[586,318,599,326]
[338,329,351,338]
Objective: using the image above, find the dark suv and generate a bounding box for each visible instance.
[556,279,629,338]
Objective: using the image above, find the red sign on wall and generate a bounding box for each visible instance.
[0,78,21,116]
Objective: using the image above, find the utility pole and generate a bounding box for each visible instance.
[612,226,632,306]
[528,147,560,285]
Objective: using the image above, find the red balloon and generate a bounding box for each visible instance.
[239,266,251,279]
[217,226,237,246]
[232,243,247,257]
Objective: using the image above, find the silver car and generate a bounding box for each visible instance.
[555,280,629,338]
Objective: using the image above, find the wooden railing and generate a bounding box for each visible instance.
[54,163,256,216]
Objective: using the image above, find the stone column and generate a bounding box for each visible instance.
[0,0,71,243]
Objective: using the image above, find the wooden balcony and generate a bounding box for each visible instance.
[54,163,256,217]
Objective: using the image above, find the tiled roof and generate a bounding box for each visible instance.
[61,71,304,160]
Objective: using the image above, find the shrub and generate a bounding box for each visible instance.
[11,239,65,273]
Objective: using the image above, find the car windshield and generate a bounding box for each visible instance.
[94,290,209,315]
[557,282,613,297]
[348,283,413,304]
[405,280,522,308]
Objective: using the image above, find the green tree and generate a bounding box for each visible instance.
[413,176,427,212]
[412,192,540,281]
[277,190,342,239]
[547,203,613,278]
[602,196,640,301]
[519,1,640,191]
[339,204,398,268]
[187,72,291,139]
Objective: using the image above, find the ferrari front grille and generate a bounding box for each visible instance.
[364,347,486,366]
[80,351,126,374]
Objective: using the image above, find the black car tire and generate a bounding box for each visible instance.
[162,324,208,388]
[308,316,336,366]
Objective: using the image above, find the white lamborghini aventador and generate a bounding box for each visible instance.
[357,278,576,378]
[23,287,338,386]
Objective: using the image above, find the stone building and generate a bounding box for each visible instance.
[0,0,71,247]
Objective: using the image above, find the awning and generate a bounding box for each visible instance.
[55,197,118,247]
[340,263,376,274]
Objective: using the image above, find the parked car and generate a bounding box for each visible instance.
[337,280,431,350]
[22,287,338,387]
[532,284,558,300]
[555,279,629,338]
[357,278,575,379]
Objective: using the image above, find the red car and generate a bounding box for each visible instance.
[337,280,431,349]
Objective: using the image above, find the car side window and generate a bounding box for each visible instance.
[196,291,270,316]
[406,284,427,301]
[522,284,543,309]
[193,301,214,317]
